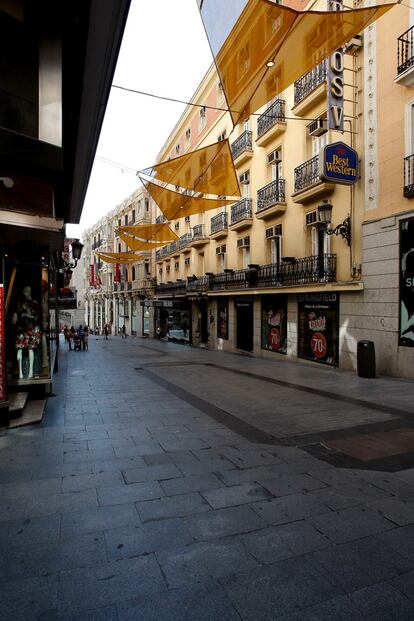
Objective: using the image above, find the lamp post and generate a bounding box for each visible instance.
[318,200,351,246]
[61,239,84,285]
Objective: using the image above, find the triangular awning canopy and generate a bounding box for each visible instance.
[198,0,396,125]
[141,140,241,198]
[116,223,179,242]
[144,178,236,221]
[95,251,142,264]
[117,231,169,250]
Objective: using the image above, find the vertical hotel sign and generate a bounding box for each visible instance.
[328,0,344,132]
[0,285,5,401]
[400,217,414,346]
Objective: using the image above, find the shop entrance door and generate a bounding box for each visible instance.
[236,301,253,352]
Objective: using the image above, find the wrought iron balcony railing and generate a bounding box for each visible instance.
[230,198,253,225]
[257,99,286,138]
[192,224,205,240]
[257,179,286,212]
[187,275,209,293]
[404,154,414,197]
[294,60,327,106]
[169,241,178,254]
[230,130,253,160]
[155,281,187,296]
[294,155,320,193]
[398,25,414,75]
[210,211,228,235]
[178,233,192,249]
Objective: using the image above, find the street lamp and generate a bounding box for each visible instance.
[318,200,351,246]
[61,239,84,285]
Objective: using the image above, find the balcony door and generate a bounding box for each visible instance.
[236,300,254,352]
[311,226,330,280]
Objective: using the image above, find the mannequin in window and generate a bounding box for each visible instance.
[12,286,41,379]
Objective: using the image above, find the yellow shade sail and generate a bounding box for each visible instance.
[116,223,179,242]
[142,140,241,198]
[199,0,396,125]
[144,179,236,221]
[117,231,168,250]
[95,251,142,264]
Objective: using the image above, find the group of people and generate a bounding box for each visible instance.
[63,325,89,351]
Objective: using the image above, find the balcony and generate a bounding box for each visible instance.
[155,281,187,296]
[292,155,334,204]
[169,241,179,257]
[187,275,209,294]
[210,211,228,239]
[191,224,209,247]
[256,100,286,147]
[256,179,287,220]
[292,61,327,116]
[396,25,414,86]
[404,154,414,197]
[230,130,253,166]
[208,254,336,291]
[178,233,192,252]
[156,214,168,224]
[229,198,253,231]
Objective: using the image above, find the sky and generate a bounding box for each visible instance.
[66,0,213,240]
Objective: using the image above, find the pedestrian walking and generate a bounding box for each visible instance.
[104,324,109,340]
[83,326,89,351]
[121,324,127,339]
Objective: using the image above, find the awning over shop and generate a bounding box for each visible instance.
[117,232,167,251]
[198,0,396,125]
[95,251,141,263]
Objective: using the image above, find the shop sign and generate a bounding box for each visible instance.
[261,295,287,354]
[400,217,414,346]
[298,293,339,366]
[327,0,344,131]
[0,285,5,401]
[49,287,77,310]
[114,263,120,283]
[217,297,228,340]
[319,141,358,185]
[90,264,95,286]
[141,300,173,308]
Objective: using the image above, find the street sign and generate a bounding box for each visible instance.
[319,141,358,185]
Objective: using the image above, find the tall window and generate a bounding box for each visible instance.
[132,266,136,280]
[199,106,206,132]
[242,246,250,269]
[312,132,328,158]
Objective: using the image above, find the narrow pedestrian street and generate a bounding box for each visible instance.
[1,337,414,620]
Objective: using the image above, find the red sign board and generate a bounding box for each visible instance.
[311,332,327,359]
[0,285,5,401]
[90,264,95,286]
[268,327,281,351]
[114,263,120,283]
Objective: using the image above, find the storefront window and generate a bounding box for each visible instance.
[217,297,229,339]
[143,306,150,335]
[298,293,339,366]
[131,299,137,335]
[261,295,287,354]
[400,216,414,347]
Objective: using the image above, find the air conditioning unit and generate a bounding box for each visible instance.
[185,257,191,265]
[237,236,250,248]
[306,211,317,226]
[216,244,227,255]
[344,34,362,54]
[307,118,327,137]
[239,172,250,184]
[267,150,281,165]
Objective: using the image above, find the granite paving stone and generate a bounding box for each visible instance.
[258,473,327,498]
[308,481,392,512]
[275,595,364,620]
[104,517,193,560]
[348,582,414,620]
[136,492,211,522]
[0,574,58,621]
[220,555,342,620]
[307,536,414,592]
[187,505,266,540]
[157,537,259,589]
[251,492,333,525]
[389,570,414,602]
[97,480,164,505]
[62,471,124,493]
[57,554,166,615]
[122,463,183,484]
[116,582,240,621]
[60,503,141,537]
[308,505,395,543]
[160,473,224,496]
[375,523,414,561]
[201,482,272,509]
[368,497,414,526]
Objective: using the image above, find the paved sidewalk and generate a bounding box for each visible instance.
[0,336,414,620]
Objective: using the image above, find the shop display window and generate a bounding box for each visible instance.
[261,295,287,354]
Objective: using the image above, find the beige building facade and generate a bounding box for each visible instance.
[82,188,156,337]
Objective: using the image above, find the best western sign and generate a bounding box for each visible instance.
[319,142,358,185]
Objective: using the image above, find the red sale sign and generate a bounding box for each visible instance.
[311,332,327,359]
[268,327,281,350]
